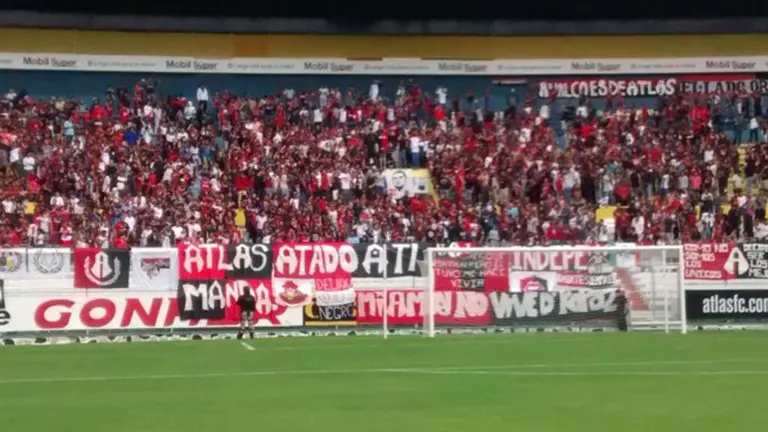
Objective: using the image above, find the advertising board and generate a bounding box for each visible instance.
[0,52,767,76]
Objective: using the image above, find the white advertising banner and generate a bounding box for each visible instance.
[1,52,768,75]
[1,293,303,332]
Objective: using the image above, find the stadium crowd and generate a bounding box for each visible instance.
[0,78,767,248]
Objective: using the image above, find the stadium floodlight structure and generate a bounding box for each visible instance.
[419,245,686,338]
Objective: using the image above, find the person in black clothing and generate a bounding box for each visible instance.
[613,289,629,332]
[236,286,257,340]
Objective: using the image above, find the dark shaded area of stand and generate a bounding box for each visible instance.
[0,1,765,36]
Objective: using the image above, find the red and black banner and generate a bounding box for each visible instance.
[176,243,281,325]
[73,248,130,289]
[684,241,768,322]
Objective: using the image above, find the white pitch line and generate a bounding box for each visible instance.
[426,358,767,371]
[0,358,765,385]
[0,368,393,385]
[240,342,255,351]
[247,334,590,352]
[390,369,768,377]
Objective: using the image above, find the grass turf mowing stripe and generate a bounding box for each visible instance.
[0,358,763,385]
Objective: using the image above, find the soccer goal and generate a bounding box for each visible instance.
[422,245,686,337]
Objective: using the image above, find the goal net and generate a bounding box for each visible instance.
[422,245,686,337]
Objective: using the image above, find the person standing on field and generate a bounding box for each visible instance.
[614,289,629,332]
[236,286,256,340]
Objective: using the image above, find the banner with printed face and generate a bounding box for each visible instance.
[381,169,434,200]
[73,248,130,289]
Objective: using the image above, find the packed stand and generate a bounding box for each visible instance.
[0,78,766,248]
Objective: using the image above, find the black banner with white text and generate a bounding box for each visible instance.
[490,289,620,326]
[685,290,768,321]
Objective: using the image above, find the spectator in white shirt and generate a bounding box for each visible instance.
[9,146,20,173]
[539,103,550,121]
[49,192,65,208]
[22,153,36,173]
[171,224,185,241]
[631,214,645,240]
[749,116,760,143]
[339,171,352,201]
[436,86,447,105]
[196,84,209,113]
[2,198,15,214]
[576,104,588,119]
[369,81,379,102]
[184,101,197,121]
[124,212,137,233]
[409,134,422,167]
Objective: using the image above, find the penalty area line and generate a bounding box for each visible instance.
[240,342,256,351]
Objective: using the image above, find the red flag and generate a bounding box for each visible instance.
[455,166,465,202]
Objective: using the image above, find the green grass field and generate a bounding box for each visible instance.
[0,332,766,432]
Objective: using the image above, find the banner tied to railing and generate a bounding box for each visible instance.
[0,242,765,332]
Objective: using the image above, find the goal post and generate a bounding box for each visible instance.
[423,245,686,337]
